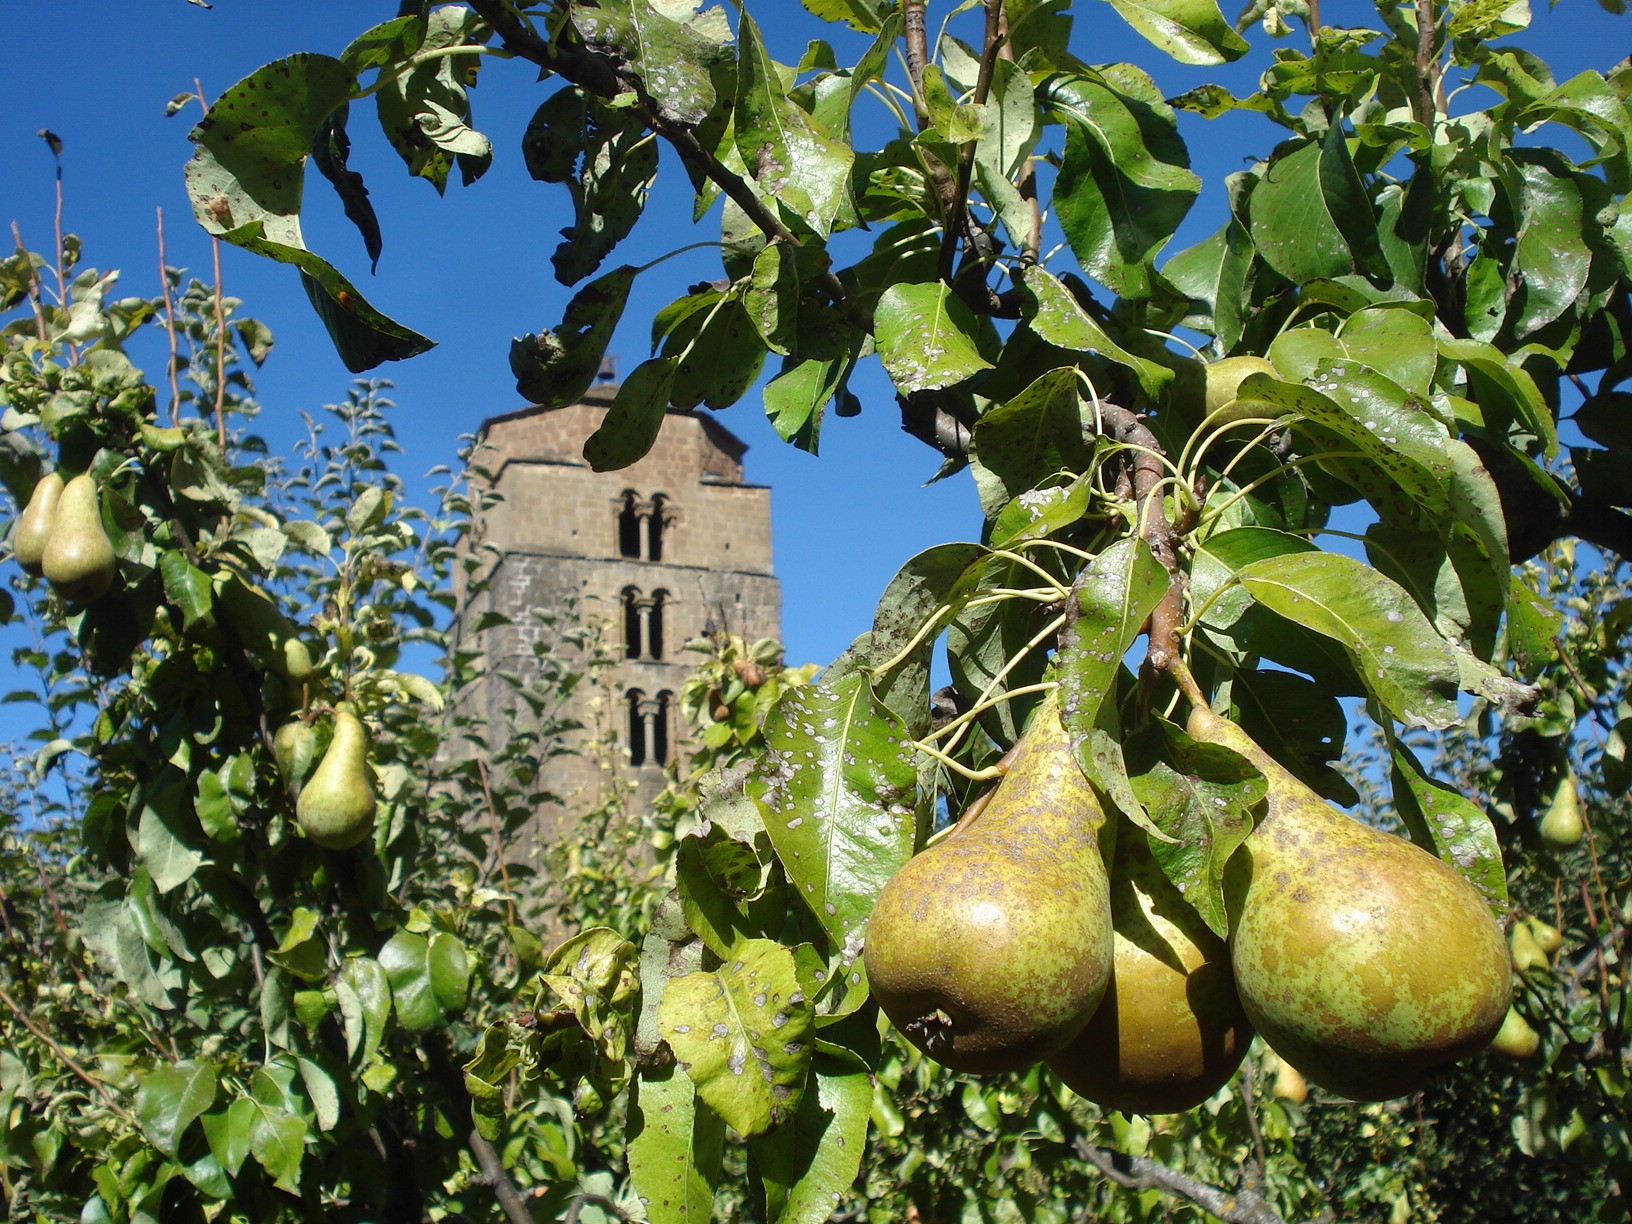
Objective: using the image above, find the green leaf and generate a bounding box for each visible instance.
[378,929,470,1031]
[799,0,889,29]
[185,56,433,370]
[1058,537,1168,726]
[970,367,1096,520]
[866,542,991,736]
[201,1098,256,1178]
[1509,150,1593,339]
[1044,67,1200,299]
[570,0,732,127]
[1505,573,1563,672]
[753,673,918,951]
[1162,216,1255,348]
[372,5,492,192]
[532,927,642,1112]
[512,265,637,408]
[627,1064,724,1223]
[268,907,329,983]
[750,1045,872,1224]
[661,294,769,411]
[1390,738,1508,917]
[136,1061,218,1157]
[1230,669,1358,806]
[1190,526,1318,632]
[523,88,659,285]
[1100,0,1249,65]
[584,357,680,472]
[1248,127,1385,284]
[873,282,993,395]
[1236,551,1460,728]
[137,779,205,894]
[658,939,814,1137]
[159,551,213,628]
[1437,337,1559,457]
[1125,720,1262,937]
[1015,267,1174,400]
[735,12,855,238]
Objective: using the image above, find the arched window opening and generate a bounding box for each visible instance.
[652,691,673,767]
[617,490,642,558]
[626,689,647,767]
[648,494,670,561]
[621,587,643,659]
[648,589,668,660]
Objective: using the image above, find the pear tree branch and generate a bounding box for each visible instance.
[1096,403,1187,672]
[1073,1137,1289,1224]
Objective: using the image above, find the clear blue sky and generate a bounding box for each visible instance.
[3,1,1623,673]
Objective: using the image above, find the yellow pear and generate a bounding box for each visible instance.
[864,690,1113,1074]
[1488,1006,1541,1060]
[1525,916,1564,956]
[295,709,375,850]
[1048,825,1252,1113]
[1509,921,1550,974]
[1539,776,1584,849]
[41,474,117,602]
[13,471,63,576]
[1271,1056,1308,1103]
[1186,702,1511,1101]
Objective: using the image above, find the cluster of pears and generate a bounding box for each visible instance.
[281,705,377,851]
[12,470,119,602]
[863,688,1513,1109]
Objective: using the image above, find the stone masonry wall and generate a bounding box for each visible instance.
[456,387,781,850]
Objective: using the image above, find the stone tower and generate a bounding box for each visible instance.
[457,383,781,825]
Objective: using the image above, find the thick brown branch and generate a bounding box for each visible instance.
[1099,404,1186,671]
[903,0,930,108]
[1413,0,1438,129]
[1075,1139,1289,1224]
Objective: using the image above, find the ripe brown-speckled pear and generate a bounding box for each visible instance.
[1048,826,1252,1114]
[863,689,1113,1075]
[1185,701,1511,1101]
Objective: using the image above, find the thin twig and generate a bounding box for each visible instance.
[156,209,183,425]
[210,237,228,448]
[939,0,1004,282]
[10,221,50,345]
[1097,404,1187,672]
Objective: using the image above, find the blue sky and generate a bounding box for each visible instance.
[2,0,1624,675]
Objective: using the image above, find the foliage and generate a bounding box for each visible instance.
[8,0,1632,1219]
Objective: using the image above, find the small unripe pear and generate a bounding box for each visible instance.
[1200,356,1282,429]
[12,471,64,575]
[1539,776,1584,850]
[1488,1006,1541,1060]
[1509,921,1550,974]
[295,709,375,851]
[1525,916,1564,956]
[41,474,117,602]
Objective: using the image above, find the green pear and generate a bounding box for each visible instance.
[12,471,63,576]
[274,718,320,791]
[41,474,117,602]
[1048,825,1252,1113]
[1186,702,1511,1101]
[864,690,1114,1074]
[1200,355,1282,430]
[1539,775,1584,849]
[295,709,375,850]
[1488,1006,1541,1060]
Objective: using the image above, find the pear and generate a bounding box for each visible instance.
[1488,1006,1541,1060]
[1200,355,1282,430]
[1509,921,1550,974]
[1525,916,1564,956]
[1271,1056,1308,1104]
[864,690,1113,1074]
[1539,776,1584,849]
[12,471,63,576]
[295,709,375,850]
[1186,702,1511,1101]
[1048,826,1252,1113]
[41,474,117,602]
